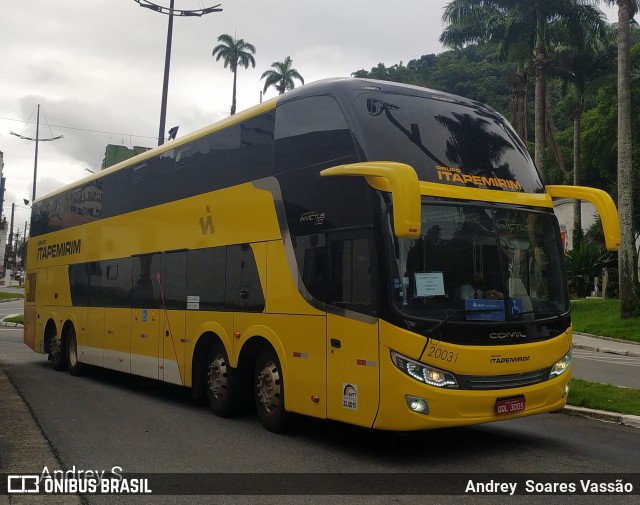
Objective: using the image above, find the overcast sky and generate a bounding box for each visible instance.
[0,0,621,228]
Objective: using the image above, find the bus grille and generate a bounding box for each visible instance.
[456,367,552,390]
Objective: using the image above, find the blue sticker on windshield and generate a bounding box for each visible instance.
[465,299,505,321]
[509,298,524,319]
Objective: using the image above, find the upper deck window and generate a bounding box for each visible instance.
[274,95,356,172]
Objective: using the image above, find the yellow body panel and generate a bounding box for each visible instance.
[185,312,234,386]
[162,310,187,386]
[547,185,621,250]
[326,314,379,427]
[265,240,324,316]
[131,308,160,380]
[79,307,104,367]
[103,308,131,373]
[375,345,569,430]
[232,313,326,419]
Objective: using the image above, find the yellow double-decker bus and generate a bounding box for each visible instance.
[24,78,620,433]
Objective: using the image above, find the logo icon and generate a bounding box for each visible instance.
[199,206,215,235]
[7,475,40,494]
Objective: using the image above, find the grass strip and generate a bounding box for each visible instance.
[571,299,640,343]
[567,378,640,416]
[3,315,24,325]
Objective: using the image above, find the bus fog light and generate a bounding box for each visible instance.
[406,396,429,414]
[550,349,572,379]
[563,381,570,398]
[391,350,458,388]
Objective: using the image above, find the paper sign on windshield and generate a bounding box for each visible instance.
[415,272,445,297]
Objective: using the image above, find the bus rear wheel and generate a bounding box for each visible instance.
[50,337,66,371]
[254,347,288,433]
[66,329,84,376]
[206,341,235,417]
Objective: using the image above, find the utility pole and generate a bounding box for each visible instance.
[0,151,4,224]
[6,203,14,271]
[133,1,223,145]
[10,104,63,202]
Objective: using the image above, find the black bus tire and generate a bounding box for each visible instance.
[66,328,84,376]
[254,347,288,433]
[206,340,236,418]
[50,337,66,371]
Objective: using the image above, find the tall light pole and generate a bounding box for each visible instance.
[10,104,63,203]
[134,0,223,146]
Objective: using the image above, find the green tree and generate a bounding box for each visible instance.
[601,1,640,317]
[261,56,304,96]
[552,24,617,247]
[441,0,606,181]
[212,34,256,115]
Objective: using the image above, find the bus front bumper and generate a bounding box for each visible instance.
[373,348,571,431]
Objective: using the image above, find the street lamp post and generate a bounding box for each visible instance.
[10,104,63,202]
[133,0,223,146]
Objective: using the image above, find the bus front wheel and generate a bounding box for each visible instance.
[206,341,235,418]
[254,347,288,433]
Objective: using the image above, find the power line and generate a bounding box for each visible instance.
[0,115,157,140]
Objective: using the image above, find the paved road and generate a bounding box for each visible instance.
[572,348,640,388]
[1,323,639,504]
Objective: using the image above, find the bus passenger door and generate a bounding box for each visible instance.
[326,231,380,427]
[160,251,187,385]
[130,254,162,379]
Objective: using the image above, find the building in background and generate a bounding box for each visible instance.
[101,144,150,170]
[553,199,598,252]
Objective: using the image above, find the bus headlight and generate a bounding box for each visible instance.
[549,349,572,379]
[390,350,458,388]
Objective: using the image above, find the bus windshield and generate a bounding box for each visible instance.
[389,203,569,323]
[352,92,544,194]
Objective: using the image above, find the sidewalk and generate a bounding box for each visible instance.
[560,332,640,429]
[572,331,640,357]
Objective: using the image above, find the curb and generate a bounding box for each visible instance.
[0,313,23,328]
[562,405,640,430]
[572,342,640,358]
[0,321,23,327]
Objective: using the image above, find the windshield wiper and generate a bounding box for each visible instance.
[508,307,565,320]
[417,307,503,360]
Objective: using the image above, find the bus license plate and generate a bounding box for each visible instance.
[495,395,526,415]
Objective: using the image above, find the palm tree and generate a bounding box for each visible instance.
[441,1,606,181]
[261,56,304,95]
[600,0,640,318]
[552,25,616,248]
[212,34,256,115]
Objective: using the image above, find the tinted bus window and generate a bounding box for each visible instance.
[163,251,187,310]
[132,254,162,308]
[351,93,544,193]
[274,96,357,172]
[187,247,226,311]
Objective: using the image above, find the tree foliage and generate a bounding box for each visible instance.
[212,34,257,115]
[352,19,640,306]
[261,56,304,96]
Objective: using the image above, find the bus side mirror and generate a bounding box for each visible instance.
[320,162,421,238]
[546,185,621,251]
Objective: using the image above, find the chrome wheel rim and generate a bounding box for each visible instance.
[207,353,227,400]
[257,360,281,413]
